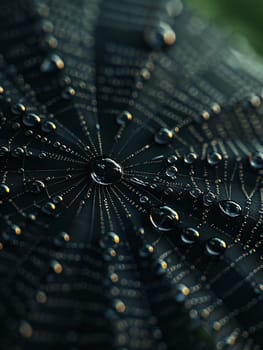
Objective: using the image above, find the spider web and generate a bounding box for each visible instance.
[0,0,262,349]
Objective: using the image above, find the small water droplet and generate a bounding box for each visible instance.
[54,232,71,246]
[40,54,64,73]
[189,188,202,198]
[175,284,190,302]
[50,259,63,274]
[181,227,200,244]
[144,22,176,50]
[140,195,149,203]
[116,111,133,125]
[249,153,263,170]
[0,146,9,157]
[207,152,222,166]
[41,120,57,133]
[206,237,227,256]
[0,184,10,198]
[150,206,179,231]
[100,232,120,248]
[42,202,56,215]
[62,86,76,100]
[22,113,41,128]
[166,166,178,178]
[53,195,63,203]
[183,152,198,165]
[40,34,58,50]
[139,244,154,258]
[203,191,216,206]
[11,147,25,158]
[167,155,178,164]
[154,128,174,145]
[11,103,26,115]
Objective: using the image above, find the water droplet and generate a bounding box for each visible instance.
[166,0,183,17]
[36,290,47,304]
[113,299,126,313]
[11,147,25,158]
[144,22,176,50]
[39,19,54,33]
[207,152,222,166]
[140,195,149,203]
[183,152,198,165]
[11,103,26,115]
[206,237,227,256]
[181,227,200,244]
[0,184,10,198]
[91,157,123,185]
[189,188,202,198]
[3,224,22,239]
[42,202,56,215]
[50,259,63,274]
[139,244,154,258]
[22,113,41,128]
[27,213,36,221]
[203,191,216,206]
[62,86,76,100]
[54,232,71,246]
[153,258,168,275]
[0,146,9,157]
[136,227,145,237]
[40,54,64,73]
[100,232,120,248]
[116,111,133,125]
[40,34,58,50]
[166,166,178,178]
[12,122,21,130]
[41,120,57,133]
[28,179,45,193]
[19,321,33,338]
[249,153,263,170]
[53,195,63,203]
[150,206,179,231]
[163,187,174,196]
[218,200,242,218]
[167,155,178,164]
[175,284,190,302]
[154,128,174,145]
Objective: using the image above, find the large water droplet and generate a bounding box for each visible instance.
[91,157,123,185]
[206,237,227,256]
[218,200,242,218]
[150,206,179,231]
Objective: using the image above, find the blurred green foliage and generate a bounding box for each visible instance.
[187,0,263,57]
